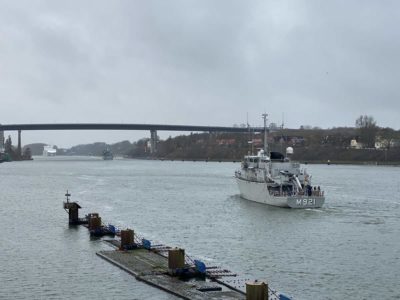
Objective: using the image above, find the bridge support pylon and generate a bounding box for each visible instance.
[18,130,22,157]
[0,127,4,151]
[150,129,157,153]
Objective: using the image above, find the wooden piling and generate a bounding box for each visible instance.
[246,281,268,300]
[88,214,102,230]
[168,248,185,270]
[120,229,134,249]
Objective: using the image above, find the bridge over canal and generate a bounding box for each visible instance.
[0,123,263,155]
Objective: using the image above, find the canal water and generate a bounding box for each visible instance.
[0,157,399,299]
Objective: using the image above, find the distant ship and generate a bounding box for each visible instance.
[235,114,325,208]
[43,145,57,156]
[102,148,113,160]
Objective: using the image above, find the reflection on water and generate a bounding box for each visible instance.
[0,159,399,299]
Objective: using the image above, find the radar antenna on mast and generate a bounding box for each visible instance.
[65,190,71,203]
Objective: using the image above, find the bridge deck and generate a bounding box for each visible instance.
[0,123,263,132]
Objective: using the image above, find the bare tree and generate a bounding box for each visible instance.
[355,115,378,148]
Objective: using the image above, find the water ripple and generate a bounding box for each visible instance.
[1,160,399,299]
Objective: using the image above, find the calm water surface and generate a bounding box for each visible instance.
[1,157,399,299]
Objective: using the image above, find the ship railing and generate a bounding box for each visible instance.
[294,190,324,197]
[269,190,324,197]
[312,190,324,197]
[270,191,293,197]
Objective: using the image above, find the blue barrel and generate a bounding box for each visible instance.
[194,260,206,274]
[108,224,116,234]
[142,239,151,250]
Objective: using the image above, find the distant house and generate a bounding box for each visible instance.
[350,139,363,149]
[375,139,387,149]
[273,136,305,146]
[216,139,236,146]
[252,138,263,146]
[375,137,400,149]
[391,139,400,147]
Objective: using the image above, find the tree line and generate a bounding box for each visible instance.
[1,135,32,161]
[2,115,399,163]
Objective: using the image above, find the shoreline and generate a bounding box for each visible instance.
[128,156,400,166]
[6,155,400,166]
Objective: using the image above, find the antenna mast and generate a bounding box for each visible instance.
[262,113,268,154]
[65,190,71,203]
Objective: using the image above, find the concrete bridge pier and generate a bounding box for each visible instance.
[18,130,22,156]
[150,129,157,153]
[0,127,4,151]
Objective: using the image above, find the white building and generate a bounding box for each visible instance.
[350,139,363,149]
[375,137,394,149]
[43,145,57,156]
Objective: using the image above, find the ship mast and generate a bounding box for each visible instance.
[262,113,268,154]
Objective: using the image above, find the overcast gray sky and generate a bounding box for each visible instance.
[1,1,399,148]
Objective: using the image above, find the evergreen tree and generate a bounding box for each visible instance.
[5,135,13,154]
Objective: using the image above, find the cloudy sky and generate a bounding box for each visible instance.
[1,1,399,147]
